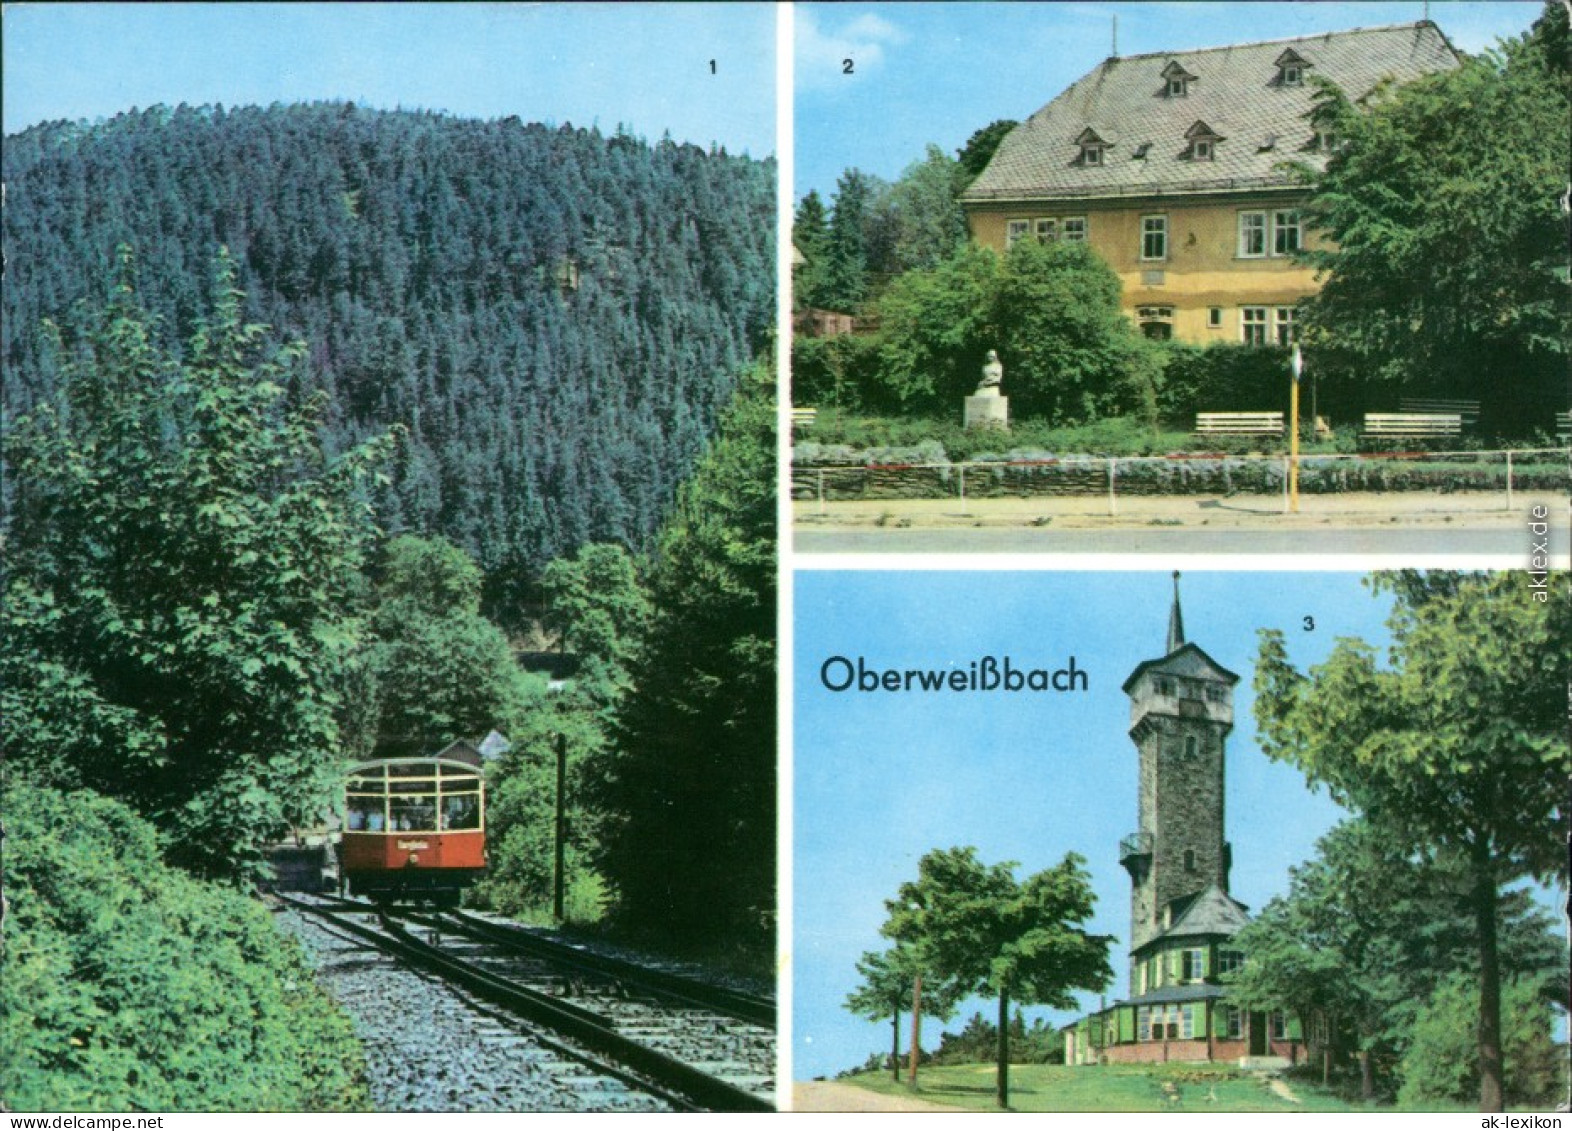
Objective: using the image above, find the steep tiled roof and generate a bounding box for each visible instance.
[1139,883,1251,952]
[962,22,1460,202]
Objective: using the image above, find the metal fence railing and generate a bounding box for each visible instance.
[791,447,1572,516]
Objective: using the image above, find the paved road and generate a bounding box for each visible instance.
[797,524,1571,557]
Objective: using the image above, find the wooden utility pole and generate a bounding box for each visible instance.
[553,732,566,921]
[1289,344,1303,513]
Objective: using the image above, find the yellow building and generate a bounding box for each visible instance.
[961,22,1459,343]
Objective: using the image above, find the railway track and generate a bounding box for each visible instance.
[278,893,775,1112]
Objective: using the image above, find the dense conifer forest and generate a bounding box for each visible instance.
[2,102,775,600]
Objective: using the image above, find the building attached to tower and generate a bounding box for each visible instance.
[1063,577,1305,1066]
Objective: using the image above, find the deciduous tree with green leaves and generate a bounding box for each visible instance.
[844,945,964,1084]
[1252,571,1570,1112]
[1297,5,1571,431]
[2,247,393,880]
[883,847,1112,1108]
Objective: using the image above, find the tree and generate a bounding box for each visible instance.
[1252,572,1571,1111]
[994,237,1160,424]
[1,247,392,880]
[1226,816,1565,1097]
[538,541,650,694]
[955,119,1017,189]
[1397,973,1566,1109]
[1297,8,1571,431]
[883,847,1112,1108]
[821,169,880,310]
[872,243,1001,411]
[843,945,963,1083]
[875,145,968,277]
[792,189,833,310]
[368,535,544,760]
[595,361,775,961]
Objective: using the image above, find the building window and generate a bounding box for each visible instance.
[1167,77,1188,97]
[1182,946,1204,981]
[1192,138,1214,161]
[1238,211,1267,258]
[1208,307,1223,329]
[1141,215,1167,261]
[1217,949,1244,976]
[1181,1005,1195,1040]
[1205,684,1226,703]
[1184,735,1199,758]
[1275,307,1298,346]
[1082,144,1104,166]
[1274,210,1303,255]
[1224,1006,1243,1039]
[1061,217,1087,241]
[1281,64,1303,86]
[1035,218,1057,242]
[1270,1012,1288,1041]
[1241,307,1268,345]
[1137,1006,1152,1041]
[1006,219,1030,248]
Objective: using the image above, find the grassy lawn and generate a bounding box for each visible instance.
[833,1062,1379,1113]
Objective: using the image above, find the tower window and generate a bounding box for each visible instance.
[1184,848,1196,872]
[1185,736,1198,758]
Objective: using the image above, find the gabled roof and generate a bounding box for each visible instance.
[961,22,1460,203]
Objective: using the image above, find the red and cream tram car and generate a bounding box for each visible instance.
[341,740,486,904]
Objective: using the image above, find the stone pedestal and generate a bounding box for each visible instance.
[964,393,1009,431]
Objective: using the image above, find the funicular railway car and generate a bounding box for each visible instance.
[341,740,486,905]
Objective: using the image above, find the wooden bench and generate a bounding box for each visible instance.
[791,406,818,433]
[1400,398,1479,427]
[1195,411,1284,436]
[1363,412,1462,438]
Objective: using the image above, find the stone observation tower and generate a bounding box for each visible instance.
[1119,572,1238,966]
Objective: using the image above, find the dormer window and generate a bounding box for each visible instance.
[1185,120,1222,162]
[1161,60,1197,99]
[1075,127,1109,167]
[1275,48,1312,88]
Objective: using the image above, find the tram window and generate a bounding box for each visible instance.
[347,796,383,831]
[390,795,438,832]
[442,795,480,831]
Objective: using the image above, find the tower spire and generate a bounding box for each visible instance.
[1167,571,1185,654]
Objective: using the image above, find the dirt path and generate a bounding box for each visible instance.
[792,1080,968,1112]
[1267,1076,1302,1105]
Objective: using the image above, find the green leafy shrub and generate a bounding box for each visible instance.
[1396,973,1565,1109]
[0,783,368,1112]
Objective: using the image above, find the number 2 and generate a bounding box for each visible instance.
[842,58,854,74]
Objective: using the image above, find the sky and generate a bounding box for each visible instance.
[792,569,1398,1081]
[795,0,1546,201]
[1,2,776,156]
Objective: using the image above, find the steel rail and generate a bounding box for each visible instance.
[277,894,773,1112]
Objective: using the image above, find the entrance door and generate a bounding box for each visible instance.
[1249,1011,1267,1056]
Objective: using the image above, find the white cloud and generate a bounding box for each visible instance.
[795,7,908,94]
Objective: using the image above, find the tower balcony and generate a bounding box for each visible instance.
[1119,830,1153,865]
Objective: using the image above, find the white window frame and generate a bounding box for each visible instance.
[1192,138,1214,161]
[1273,210,1303,256]
[1271,1011,1288,1041]
[1168,77,1189,98]
[1241,306,1268,345]
[1182,946,1205,981]
[1224,1006,1243,1039]
[1006,218,1030,248]
[1180,1005,1195,1040]
[1061,216,1087,242]
[1275,307,1298,346]
[1282,64,1303,87]
[1137,1006,1153,1041]
[1141,214,1168,261]
[1035,218,1058,242]
[1208,307,1223,329]
[1238,211,1267,258]
[1082,144,1104,166]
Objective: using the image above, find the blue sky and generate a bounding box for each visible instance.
[792,569,1398,1081]
[795,1,1546,200]
[2,2,776,155]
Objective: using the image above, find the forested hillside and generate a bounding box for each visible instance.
[2,102,775,596]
